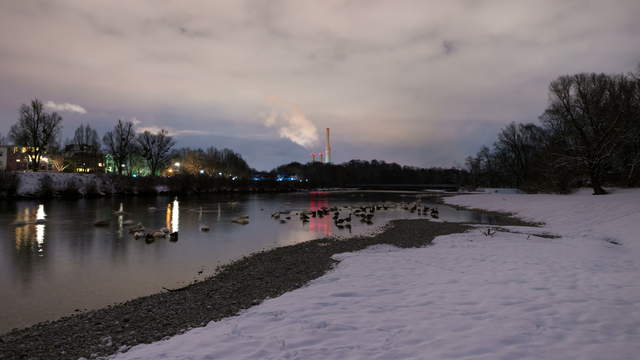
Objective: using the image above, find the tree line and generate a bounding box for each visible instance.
[4,100,250,178]
[466,67,640,194]
[273,160,468,187]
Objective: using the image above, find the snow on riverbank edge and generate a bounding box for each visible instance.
[110,189,640,360]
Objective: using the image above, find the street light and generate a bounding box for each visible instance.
[174,162,181,167]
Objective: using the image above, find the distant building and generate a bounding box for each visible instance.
[63,144,105,173]
[0,146,50,171]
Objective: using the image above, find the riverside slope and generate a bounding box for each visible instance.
[111,189,640,360]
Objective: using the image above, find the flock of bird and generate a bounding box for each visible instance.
[270,200,440,230]
[92,199,440,243]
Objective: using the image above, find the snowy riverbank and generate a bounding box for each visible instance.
[110,188,640,360]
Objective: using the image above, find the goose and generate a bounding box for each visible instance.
[144,234,155,244]
[113,203,126,215]
[93,220,110,227]
[232,215,250,225]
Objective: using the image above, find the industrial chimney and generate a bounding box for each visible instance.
[325,128,331,163]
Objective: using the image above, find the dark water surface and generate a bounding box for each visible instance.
[0,191,497,333]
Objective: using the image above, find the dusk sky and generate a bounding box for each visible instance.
[1,1,639,170]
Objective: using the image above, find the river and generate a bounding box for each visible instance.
[0,191,497,333]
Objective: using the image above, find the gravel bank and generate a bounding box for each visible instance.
[0,220,472,359]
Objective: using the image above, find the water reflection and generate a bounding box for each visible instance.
[166,198,180,232]
[308,192,332,237]
[35,204,46,254]
[172,198,179,232]
[14,204,47,256]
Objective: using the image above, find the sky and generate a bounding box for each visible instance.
[1,0,639,171]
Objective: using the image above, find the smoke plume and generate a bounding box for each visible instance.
[264,98,318,148]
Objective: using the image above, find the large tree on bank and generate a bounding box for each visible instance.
[9,99,63,171]
[541,73,638,195]
[103,119,136,175]
[136,129,175,176]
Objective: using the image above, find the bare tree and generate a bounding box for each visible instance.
[73,124,100,150]
[103,119,136,175]
[541,73,637,194]
[494,122,545,186]
[136,129,175,176]
[9,99,63,171]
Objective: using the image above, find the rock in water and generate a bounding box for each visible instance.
[200,225,210,232]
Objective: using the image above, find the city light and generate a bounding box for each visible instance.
[174,162,181,167]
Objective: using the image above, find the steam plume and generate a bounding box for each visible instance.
[264,98,318,148]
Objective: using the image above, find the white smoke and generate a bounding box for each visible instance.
[264,98,318,148]
[44,101,87,114]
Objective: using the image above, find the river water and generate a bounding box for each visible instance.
[0,191,498,333]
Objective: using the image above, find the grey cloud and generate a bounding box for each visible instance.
[0,0,639,170]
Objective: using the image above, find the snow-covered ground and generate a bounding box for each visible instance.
[112,189,640,360]
[16,171,106,196]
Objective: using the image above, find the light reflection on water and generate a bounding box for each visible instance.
[0,192,499,333]
[14,204,47,256]
[171,198,179,232]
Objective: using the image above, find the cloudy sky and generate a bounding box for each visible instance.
[1,0,639,170]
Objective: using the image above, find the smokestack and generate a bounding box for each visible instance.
[325,128,331,163]
[311,152,316,162]
[319,152,324,163]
